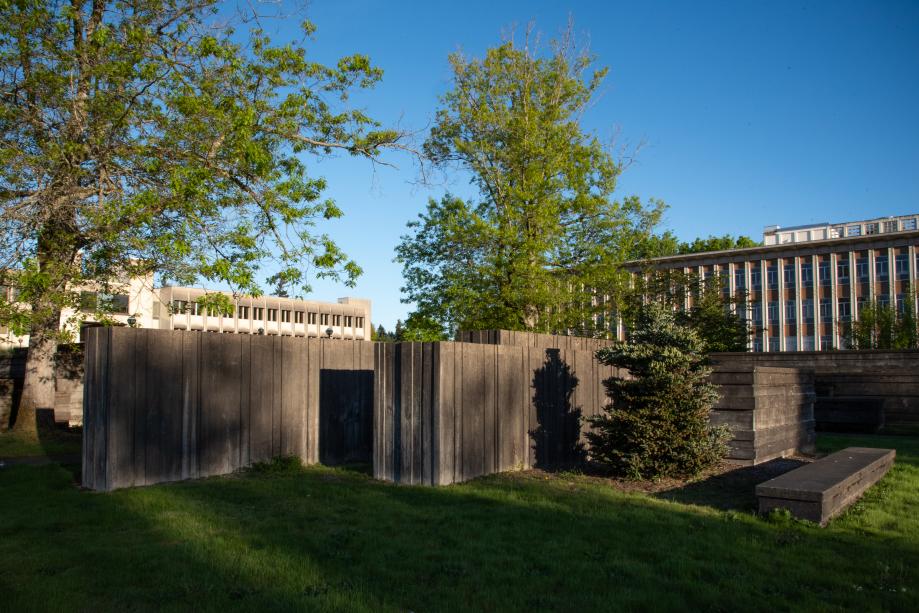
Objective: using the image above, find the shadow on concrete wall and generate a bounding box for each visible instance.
[530,349,585,469]
[319,369,373,466]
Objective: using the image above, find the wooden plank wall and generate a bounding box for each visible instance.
[374,341,617,486]
[82,327,374,491]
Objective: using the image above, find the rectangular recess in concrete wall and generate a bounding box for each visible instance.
[712,351,919,435]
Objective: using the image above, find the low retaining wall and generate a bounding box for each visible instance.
[711,351,919,435]
[711,366,816,465]
[82,327,373,491]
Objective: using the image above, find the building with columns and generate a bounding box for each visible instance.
[155,287,371,340]
[624,213,919,351]
[0,275,372,348]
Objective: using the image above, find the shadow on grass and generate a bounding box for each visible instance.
[655,458,809,512]
[3,435,918,611]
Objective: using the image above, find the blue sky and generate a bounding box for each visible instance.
[252,1,919,329]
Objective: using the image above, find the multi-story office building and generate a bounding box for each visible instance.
[155,287,370,340]
[0,274,371,348]
[624,213,919,351]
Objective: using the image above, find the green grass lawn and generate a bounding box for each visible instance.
[0,433,916,612]
[0,427,82,458]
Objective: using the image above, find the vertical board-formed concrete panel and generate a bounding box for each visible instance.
[497,345,525,472]
[270,336,282,457]
[249,334,274,464]
[83,328,374,491]
[381,342,395,481]
[437,342,455,485]
[483,345,497,476]
[181,332,200,480]
[238,335,251,470]
[411,343,424,485]
[132,330,149,485]
[147,330,184,484]
[422,342,434,485]
[453,342,464,483]
[108,328,135,490]
[462,344,485,481]
[199,332,241,478]
[307,338,320,464]
[526,346,544,468]
[397,342,411,483]
[282,337,307,460]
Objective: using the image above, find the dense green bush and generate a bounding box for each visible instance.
[587,303,729,479]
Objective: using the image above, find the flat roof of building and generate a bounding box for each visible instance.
[625,228,919,269]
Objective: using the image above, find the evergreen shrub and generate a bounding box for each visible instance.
[587,303,730,479]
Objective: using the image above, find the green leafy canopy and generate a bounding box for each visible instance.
[397,25,667,339]
[0,0,409,334]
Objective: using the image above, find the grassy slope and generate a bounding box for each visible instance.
[0,434,916,612]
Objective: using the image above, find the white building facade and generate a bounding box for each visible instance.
[0,275,371,348]
[154,287,371,340]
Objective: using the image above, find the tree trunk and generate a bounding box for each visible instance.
[524,304,540,331]
[11,307,60,437]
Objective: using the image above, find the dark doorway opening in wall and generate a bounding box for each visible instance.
[319,369,373,465]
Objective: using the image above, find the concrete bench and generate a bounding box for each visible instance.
[755,447,895,525]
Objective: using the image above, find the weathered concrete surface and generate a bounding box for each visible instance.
[462,330,817,468]
[377,337,818,485]
[711,352,919,435]
[81,327,374,491]
[458,330,615,353]
[711,366,816,465]
[374,341,617,485]
[756,447,895,525]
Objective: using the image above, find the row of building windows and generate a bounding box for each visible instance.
[774,217,917,245]
[720,252,915,291]
[169,300,363,328]
[745,294,912,325]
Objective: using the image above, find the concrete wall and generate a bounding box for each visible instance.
[711,366,816,465]
[711,351,919,435]
[373,341,617,486]
[458,330,615,353]
[375,341,818,485]
[79,327,910,491]
[82,327,373,491]
[459,329,818,466]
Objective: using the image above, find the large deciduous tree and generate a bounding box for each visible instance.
[396,26,666,339]
[0,0,408,434]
